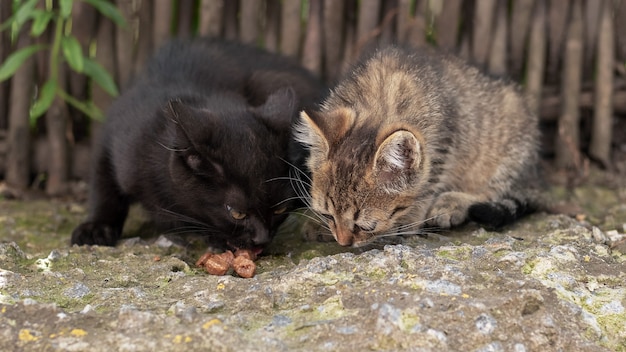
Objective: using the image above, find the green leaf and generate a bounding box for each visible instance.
[86,102,104,121]
[66,99,97,119]
[60,0,74,19]
[0,0,39,32]
[30,79,58,121]
[0,44,45,82]
[58,88,104,120]
[83,57,119,96]
[61,36,84,72]
[81,0,126,27]
[31,10,54,37]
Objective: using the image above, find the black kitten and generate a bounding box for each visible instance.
[71,38,326,251]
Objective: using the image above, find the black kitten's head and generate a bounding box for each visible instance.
[162,88,299,251]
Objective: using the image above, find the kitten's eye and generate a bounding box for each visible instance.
[226,205,247,220]
[273,206,288,215]
[356,222,377,232]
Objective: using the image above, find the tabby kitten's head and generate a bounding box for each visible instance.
[295,107,431,247]
[163,88,299,251]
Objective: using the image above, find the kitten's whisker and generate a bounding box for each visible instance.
[391,219,426,230]
[378,231,423,237]
[279,157,312,183]
[271,196,302,208]
[293,212,331,231]
[305,207,332,225]
[392,223,423,232]
[265,176,312,188]
[163,228,212,236]
[154,207,216,230]
[157,142,188,153]
[289,170,313,207]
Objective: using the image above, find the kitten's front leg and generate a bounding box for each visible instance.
[425,191,483,228]
[71,152,129,246]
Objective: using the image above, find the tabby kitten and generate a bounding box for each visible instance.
[71,38,325,252]
[295,46,541,247]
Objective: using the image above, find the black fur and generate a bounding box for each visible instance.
[468,197,534,230]
[71,38,326,250]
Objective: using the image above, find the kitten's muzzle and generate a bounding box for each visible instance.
[333,225,355,247]
[252,229,272,247]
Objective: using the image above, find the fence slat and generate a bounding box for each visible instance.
[153,1,173,48]
[302,0,323,75]
[280,0,302,57]
[487,0,508,75]
[0,1,12,130]
[615,0,626,62]
[199,0,224,37]
[44,65,69,196]
[69,1,97,124]
[434,0,462,51]
[471,0,496,66]
[556,0,584,169]
[379,0,397,46]
[526,0,547,117]
[240,0,262,44]
[115,0,135,90]
[264,0,280,52]
[583,0,601,80]
[396,0,411,43]
[5,30,34,191]
[223,0,239,40]
[547,0,570,84]
[355,0,382,54]
[341,0,357,72]
[589,0,614,167]
[509,0,535,79]
[135,1,153,73]
[177,0,195,38]
[92,15,118,151]
[406,0,427,47]
[323,0,345,81]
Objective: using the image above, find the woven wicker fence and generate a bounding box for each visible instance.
[0,0,624,195]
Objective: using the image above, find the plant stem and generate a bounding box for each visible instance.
[49,15,63,86]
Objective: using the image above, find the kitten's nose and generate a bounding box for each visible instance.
[334,226,354,247]
[252,229,271,246]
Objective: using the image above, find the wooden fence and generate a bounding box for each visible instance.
[0,0,625,196]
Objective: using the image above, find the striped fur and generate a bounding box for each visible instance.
[294,46,541,247]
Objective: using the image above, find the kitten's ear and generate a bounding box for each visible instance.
[373,130,422,193]
[294,107,356,170]
[256,87,298,132]
[293,111,328,171]
[165,99,202,149]
[314,107,356,146]
[165,100,224,175]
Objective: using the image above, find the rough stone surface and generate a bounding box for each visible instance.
[0,179,625,351]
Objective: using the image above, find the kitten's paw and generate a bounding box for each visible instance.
[426,210,466,229]
[71,222,120,246]
[468,197,531,229]
[426,192,475,228]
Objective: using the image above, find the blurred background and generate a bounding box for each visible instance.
[0,0,624,198]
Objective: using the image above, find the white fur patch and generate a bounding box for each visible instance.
[379,131,420,171]
[293,111,330,172]
[293,111,318,148]
[374,130,421,193]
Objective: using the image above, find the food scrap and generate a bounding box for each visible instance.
[195,249,257,278]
